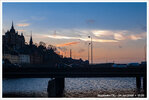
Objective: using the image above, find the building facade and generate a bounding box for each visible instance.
[30,53,43,64]
[3,54,19,64]
[19,54,30,64]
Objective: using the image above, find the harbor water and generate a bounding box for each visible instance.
[3,77,143,97]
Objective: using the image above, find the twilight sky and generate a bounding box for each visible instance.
[3,2,147,63]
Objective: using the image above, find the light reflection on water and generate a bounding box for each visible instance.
[65,78,139,92]
[3,78,143,97]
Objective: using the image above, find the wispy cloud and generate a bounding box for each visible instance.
[129,35,142,40]
[114,33,125,40]
[17,23,30,27]
[48,35,78,40]
[92,30,114,37]
[47,34,118,43]
[56,42,80,47]
[31,29,145,45]
[80,37,118,42]
[92,29,146,41]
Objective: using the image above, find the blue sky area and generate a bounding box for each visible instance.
[2,2,147,63]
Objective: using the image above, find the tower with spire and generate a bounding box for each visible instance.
[10,21,15,33]
[3,21,25,49]
[29,31,33,46]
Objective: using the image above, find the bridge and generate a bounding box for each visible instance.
[3,66,147,97]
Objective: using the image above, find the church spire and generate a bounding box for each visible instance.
[29,31,33,46]
[10,21,15,33]
[11,21,14,29]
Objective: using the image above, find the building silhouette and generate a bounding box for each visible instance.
[2,21,87,66]
[3,21,25,50]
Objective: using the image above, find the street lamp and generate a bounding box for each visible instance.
[88,43,91,63]
[88,36,93,64]
[144,45,146,61]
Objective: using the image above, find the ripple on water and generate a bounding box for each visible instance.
[3,77,142,97]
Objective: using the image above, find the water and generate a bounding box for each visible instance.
[3,78,143,97]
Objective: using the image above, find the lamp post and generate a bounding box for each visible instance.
[144,45,146,61]
[88,43,91,63]
[88,36,93,64]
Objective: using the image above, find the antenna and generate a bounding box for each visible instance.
[70,49,72,58]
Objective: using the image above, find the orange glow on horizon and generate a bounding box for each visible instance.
[56,42,80,47]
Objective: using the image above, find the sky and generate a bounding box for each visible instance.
[2,2,147,64]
